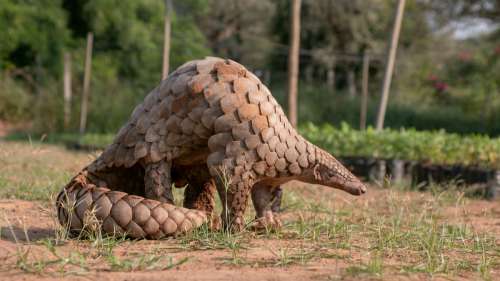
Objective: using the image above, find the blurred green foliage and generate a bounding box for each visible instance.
[0,0,210,133]
[302,123,500,169]
[0,0,498,137]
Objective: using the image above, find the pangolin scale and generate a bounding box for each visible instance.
[56,57,366,239]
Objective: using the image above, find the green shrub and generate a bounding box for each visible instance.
[301,123,500,169]
[0,75,33,122]
[269,83,500,137]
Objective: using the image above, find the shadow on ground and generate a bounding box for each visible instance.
[0,226,54,242]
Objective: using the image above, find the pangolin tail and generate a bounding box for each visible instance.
[56,173,207,239]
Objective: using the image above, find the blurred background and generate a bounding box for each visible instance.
[0,0,500,190]
[1,0,498,136]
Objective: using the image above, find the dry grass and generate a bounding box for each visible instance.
[0,140,499,280]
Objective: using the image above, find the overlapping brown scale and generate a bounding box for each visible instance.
[203,81,230,107]
[225,141,246,158]
[113,143,129,167]
[208,132,233,152]
[193,123,212,139]
[231,121,252,140]
[100,143,118,166]
[196,57,224,75]
[214,61,245,82]
[173,60,198,76]
[171,73,192,96]
[56,183,208,239]
[123,147,137,168]
[298,153,309,168]
[143,89,160,111]
[267,113,278,127]
[134,141,149,160]
[244,69,261,85]
[233,77,257,96]
[274,158,287,172]
[159,78,174,99]
[187,105,207,123]
[220,93,245,114]
[237,104,259,121]
[214,113,239,133]
[145,126,161,143]
[149,142,163,163]
[244,135,261,150]
[180,117,196,135]
[256,143,270,159]
[170,95,190,117]
[201,107,223,129]
[147,103,163,124]
[135,114,151,135]
[252,161,267,175]
[188,74,214,94]
[165,115,183,133]
[130,104,145,123]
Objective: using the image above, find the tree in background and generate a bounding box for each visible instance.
[287,0,301,127]
[0,0,499,135]
[197,0,276,69]
[303,0,390,97]
[0,0,210,133]
[0,0,69,79]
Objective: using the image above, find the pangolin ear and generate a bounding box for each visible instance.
[313,164,322,181]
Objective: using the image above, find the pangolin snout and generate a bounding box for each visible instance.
[353,181,367,195]
[342,179,367,196]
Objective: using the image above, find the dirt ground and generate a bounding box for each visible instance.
[0,141,499,280]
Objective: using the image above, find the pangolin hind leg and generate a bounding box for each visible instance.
[270,186,283,213]
[184,180,220,230]
[144,160,174,204]
[183,179,216,215]
[172,164,220,229]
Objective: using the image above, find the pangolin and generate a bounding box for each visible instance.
[56,57,366,239]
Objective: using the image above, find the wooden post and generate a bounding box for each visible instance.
[360,50,370,130]
[162,0,173,80]
[347,69,357,98]
[80,32,93,135]
[63,52,72,129]
[287,0,301,128]
[375,0,406,131]
[326,60,336,93]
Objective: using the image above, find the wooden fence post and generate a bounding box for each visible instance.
[287,0,301,128]
[162,0,173,80]
[375,0,406,131]
[360,50,370,130]
[80,32,93,135]
[63,52,72,129]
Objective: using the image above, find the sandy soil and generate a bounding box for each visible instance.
[0,142,499,280]
[1,189,499,281]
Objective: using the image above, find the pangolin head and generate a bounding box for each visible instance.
[308,148,367,196]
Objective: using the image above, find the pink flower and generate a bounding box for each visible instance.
[434,81,448,92]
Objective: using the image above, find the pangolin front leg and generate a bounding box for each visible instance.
[213,176,252,232]
[251,182,283,230]
[207,151,254,232]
